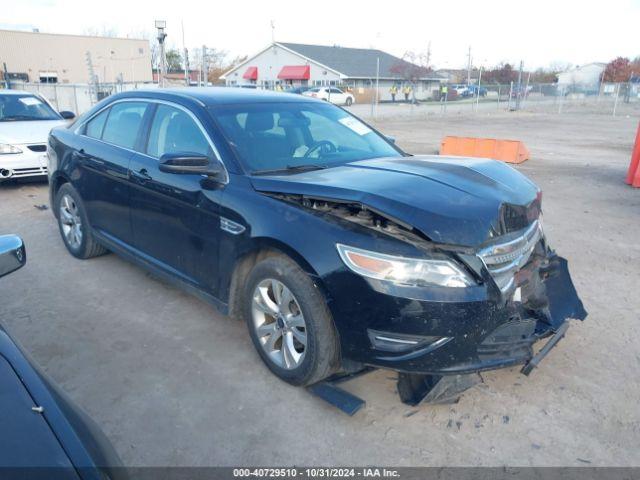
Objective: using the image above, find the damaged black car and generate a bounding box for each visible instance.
[47,88,586,411]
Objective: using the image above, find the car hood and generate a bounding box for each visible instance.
[0,119,68,144]
[251,155,540,247]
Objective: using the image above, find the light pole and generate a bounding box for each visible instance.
[155,20,167,87]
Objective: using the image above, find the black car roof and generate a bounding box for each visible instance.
[116,87,316,106]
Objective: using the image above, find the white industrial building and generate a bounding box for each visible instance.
[0,29,152,84]
[221,42,444,101]
[557,63,606,86]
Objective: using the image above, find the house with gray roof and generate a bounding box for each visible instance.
[221,42,444,101]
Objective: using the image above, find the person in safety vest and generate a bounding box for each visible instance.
[403,84,412,102]
[390,84,398,102]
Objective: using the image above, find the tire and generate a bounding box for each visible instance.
[55,183,107,259]
[345,97,353,106]
[243,254,340,386]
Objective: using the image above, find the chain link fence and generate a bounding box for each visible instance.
[6,81,156,115]
[350,81,640,119]
[5,80,638,119]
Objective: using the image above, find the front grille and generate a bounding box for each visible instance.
[478,220,542,292]
[27,144,47,152]
[12,167,47,177]
[477,317,537,361]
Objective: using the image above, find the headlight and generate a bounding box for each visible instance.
[336,244,474,288]
[0,144,22,154]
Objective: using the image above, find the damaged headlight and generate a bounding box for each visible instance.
[337,244,474,288]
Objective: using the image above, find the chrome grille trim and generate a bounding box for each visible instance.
[478,220,542,292]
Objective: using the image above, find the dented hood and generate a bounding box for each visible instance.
[251,155,540,247]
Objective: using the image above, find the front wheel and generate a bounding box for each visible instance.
[243,254,340,386]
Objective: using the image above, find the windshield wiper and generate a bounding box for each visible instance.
[252,164,328,176]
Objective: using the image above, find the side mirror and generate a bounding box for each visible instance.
[59,111,76,120]
[385,135,396,144]
[0,235,26,279]
[159,153,224,178]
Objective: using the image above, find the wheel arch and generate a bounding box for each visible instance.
[49,172,70,218]
[226,236,329,321]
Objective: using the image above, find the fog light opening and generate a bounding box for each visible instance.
[367,329,450,353]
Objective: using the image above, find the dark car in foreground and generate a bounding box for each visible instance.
[0,235,125,479]
[47,88,586,404]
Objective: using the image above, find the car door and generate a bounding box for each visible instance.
[329,88,346,104]
[128,102,224,292]
[74,101,149,244]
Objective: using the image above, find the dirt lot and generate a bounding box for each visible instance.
[1,109,639,467]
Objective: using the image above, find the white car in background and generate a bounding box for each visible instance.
[0,90,74,182]
[302,87,355,106]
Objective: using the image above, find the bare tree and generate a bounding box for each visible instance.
[82,26,119,38]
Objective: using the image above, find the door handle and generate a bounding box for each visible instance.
[131,168,152,181]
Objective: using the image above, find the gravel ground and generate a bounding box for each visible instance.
[1,108,639,467]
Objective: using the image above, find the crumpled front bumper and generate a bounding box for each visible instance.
[328,250,587,376]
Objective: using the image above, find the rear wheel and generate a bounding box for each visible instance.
[55,183,107,259]
[243,254,340,386]
[345,97,353,106]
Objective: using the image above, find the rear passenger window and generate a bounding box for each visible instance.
[85,108,109,139]
[101,102,147,149]
[146,104,212,158]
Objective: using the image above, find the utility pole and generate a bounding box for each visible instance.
[182,20,189,86]
[466,45,472,85]
[374,57,380,118]
[201,45,208,86]
[3,62,9,89]
[155,20,167,87]
[426,41,432,68]
[515,60,523,110]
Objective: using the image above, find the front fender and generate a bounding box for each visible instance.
[215,175,414,308]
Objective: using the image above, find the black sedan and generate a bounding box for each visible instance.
[47,88,586,404]
[0,235,125,479]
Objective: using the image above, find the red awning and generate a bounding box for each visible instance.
[277,65,310,80]
[243,66,258,80]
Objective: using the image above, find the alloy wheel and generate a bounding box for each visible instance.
[251,278,307,370]
[59,194,83,249]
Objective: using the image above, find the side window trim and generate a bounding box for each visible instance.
[75,97,229,183]
[98,107,112,140]
[137,103,158,156]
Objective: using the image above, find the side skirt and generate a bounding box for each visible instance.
[93,230,229,315]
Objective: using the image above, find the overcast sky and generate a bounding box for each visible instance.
[4,0,640,70]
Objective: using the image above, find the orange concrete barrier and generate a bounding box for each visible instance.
[625,122,640,188]
[440,136,530,164]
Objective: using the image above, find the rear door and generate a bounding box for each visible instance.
[74,101,150,244]
[128,102,224,290]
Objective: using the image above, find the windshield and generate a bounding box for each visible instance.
[211,102,402,173]
[0,94,61,122]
